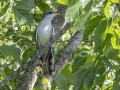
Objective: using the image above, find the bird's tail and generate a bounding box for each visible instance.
[42,47,55,76]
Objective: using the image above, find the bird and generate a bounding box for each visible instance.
[35,10,60,76]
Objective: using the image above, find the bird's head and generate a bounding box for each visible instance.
[42,10,60,20]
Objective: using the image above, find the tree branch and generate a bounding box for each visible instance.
[34,30,83,88]
[54,30,83,77]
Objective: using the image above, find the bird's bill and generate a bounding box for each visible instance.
[54,13,61,16]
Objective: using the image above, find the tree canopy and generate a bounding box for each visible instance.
[0,0,120,90]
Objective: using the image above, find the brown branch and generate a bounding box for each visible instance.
[53,30,83,77]
[34,30,84,88]
[17,60,39,90]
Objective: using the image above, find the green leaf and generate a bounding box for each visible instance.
[0,1,10,17]
[104,47,113,57]
[51,79,57,90]
[4,67,14,76]
[37,2,50,12]
[108,17,113,28]
[104,47,119,60]
[100,33,113,50]
[112,70,120,90]
[72,56,86,73]
[104,1,111,18]
[68,0,80,7]
[71,11,92,30]
[14,0,33,11]
[108,49,119,60]
[65,2,82,24]
[13,8,35,25]
[21,31,33,41]
[83,16,104,40]
[0,42,22,65]
[68,69,87,90]
[57,0,68,5]
[86,71,94,90]
[82,0,93,13]
[55,73,68,90]
[94,19,107,51]
[61,64,71,77]
[50,0,59,9]
[103,56,112,73]
[22,47,34,62]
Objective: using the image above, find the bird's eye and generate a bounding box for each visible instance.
[48,11,53,14]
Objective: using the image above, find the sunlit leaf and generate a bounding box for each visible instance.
[111,0,119,3]
[104,1,111,18]
[57,0,68,5]
[61,64,71,77]
[65,2,82,24]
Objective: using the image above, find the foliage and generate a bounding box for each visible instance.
[0,0,120,90]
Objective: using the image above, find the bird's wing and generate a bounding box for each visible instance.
[42,27,55,75]
[35,27,41,49]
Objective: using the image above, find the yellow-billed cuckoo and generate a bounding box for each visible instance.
[35,10,60,76]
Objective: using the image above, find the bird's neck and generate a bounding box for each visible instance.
[41,17,52,25]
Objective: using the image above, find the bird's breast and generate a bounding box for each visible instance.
[37,23,52,46]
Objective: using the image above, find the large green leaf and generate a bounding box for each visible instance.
[81,0,93,13]
[94,19,107,51]
[13,8,35,25]
[83,16,104,40]
[55,73,68,90]
[68,0,80,7]
[14,0,33,11]
[65,2,82,24]
[0,42,22,65]
[71,11,92,30]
